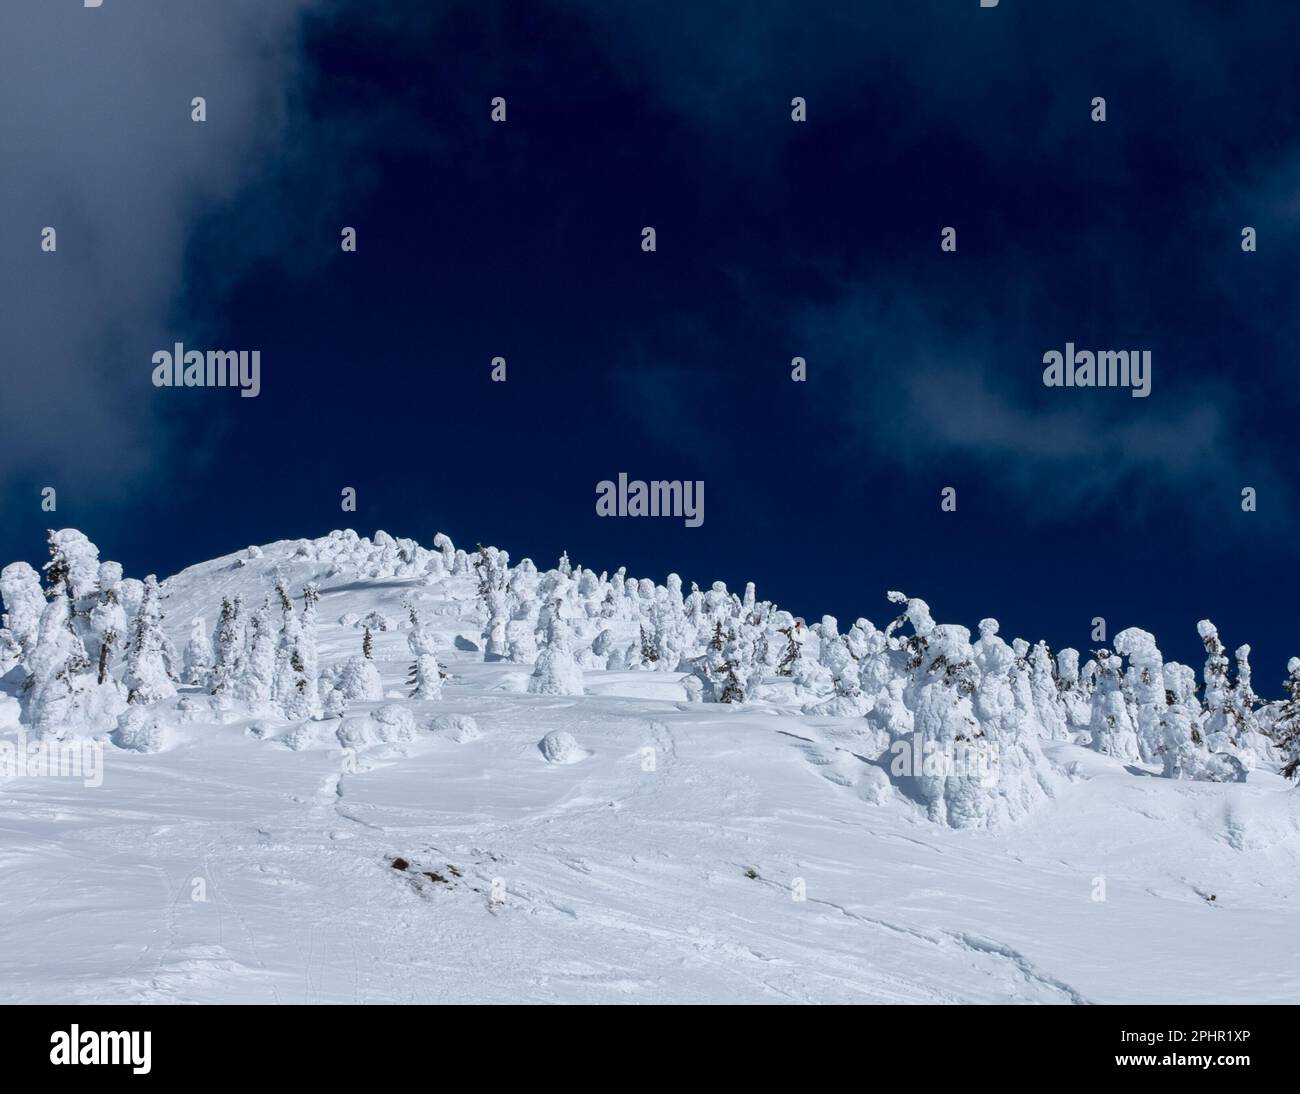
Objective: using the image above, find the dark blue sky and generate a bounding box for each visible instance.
[2,0,1297,688]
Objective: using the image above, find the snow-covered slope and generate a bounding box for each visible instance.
[1,534,1299,1004]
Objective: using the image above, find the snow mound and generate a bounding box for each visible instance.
[336,717,375,749]
[538,729,587,764]
[282,722,318,751]
[111,708,166,753]
[372,704,417,742]
[174,697,210,725]
[430,714,481,743]
[1216,793,1300,851]
[336,708,415,749]
[857,763,893,804]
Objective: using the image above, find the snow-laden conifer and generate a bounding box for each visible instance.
[1087,650,1140,760]
[1055,648,1090,728]
[528,608,585,696]
[88,561,129,685]
[1198,620,1232,752]
[124,576,176,706]
[475,545,511,661]
[1160,662,1211,779]
[1028,641,1068,739]
[1114,628,1166,764]
[0,561,46,675]
[27,575,94,735]
[807,615,867,715]
[339,629,384,701]
[210,595,246,701]
[44,529,101,612]
[406,604,444,699]
[235,600,277,714]
[969,619,1055,824]
[183,617,213,688]
[901,614,986,828]
[1277,658,1300,780]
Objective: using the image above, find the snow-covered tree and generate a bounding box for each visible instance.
[854,617,899,710]
[528,611,584,696]
[87,561,128,685]
[273,578,321,720]
[1198,620,1232,752]
[234,600,277,714]
[0,628,20,680]
[507,607,539,664]
[637,623,659,669]
[720,627,754,703]
[773,612,800,678]
[26,577,94,735]
[210,595,245,700]
[338,629,384,701]
[591,628,620,670]
[1197,620,1257,770]
[601,568,624,620]
[297,583,323,718]
[406,605,444,699]
[1159,661,1212,779]
[1055,648,1090,728]
[124,575,176,705]
[118,577,145,624]
[475,545,511,661]
[0,561,45,676]
[807,615,867,715]
[968,619,1055,824]
[432,531,456,573]
[652,575,691,670]
[689,622,728,701]
[1277,658,1300,780]
[1087,650,1140,761]
[790,617,833,696]
[898,607,989,828]
[1114,628,1166,764]
[1028,640,1068,739]
[323,686,347,719]
[183,617,213,688]
[43,529,101,618]
[1228,643,1267,757]
[504,561,540,663]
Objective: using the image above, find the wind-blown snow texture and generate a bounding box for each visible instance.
[2,529,1299,1004]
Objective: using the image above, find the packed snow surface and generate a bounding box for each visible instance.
[1,534,1299,1004]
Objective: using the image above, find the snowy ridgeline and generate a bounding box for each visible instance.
[1,527,1298,830]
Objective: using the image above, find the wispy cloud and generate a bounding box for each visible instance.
[0,0,318,489]
[793,283,1278,517]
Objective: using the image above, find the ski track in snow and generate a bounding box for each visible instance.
[2,538,1300,1004]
